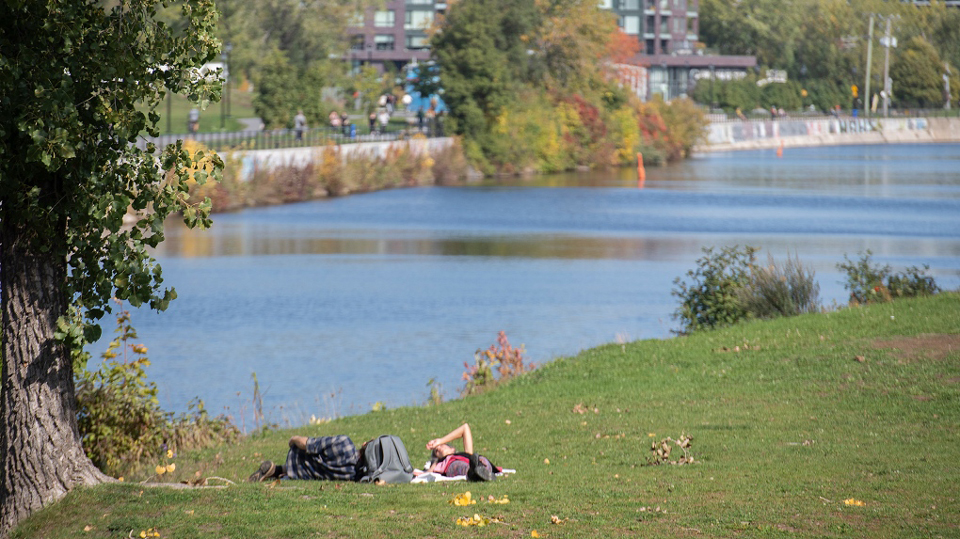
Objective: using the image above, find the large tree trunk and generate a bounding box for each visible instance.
[0,224,110,538]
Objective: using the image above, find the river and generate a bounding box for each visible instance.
[89,143,960,429]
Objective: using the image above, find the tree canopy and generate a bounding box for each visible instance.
[0,0,222,534]
[698,0,959,111]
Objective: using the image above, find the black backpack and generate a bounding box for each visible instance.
[355,435,414,484]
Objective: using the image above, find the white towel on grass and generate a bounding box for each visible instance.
[410,469,516,484]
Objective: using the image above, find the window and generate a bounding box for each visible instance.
[347,12,364,27]
[622,15,640,35]
[406,35,429,49]
[620,0,639,9]
[660,16,669,33]
[405,10,434,30]
[674,16,683,33]
[659,0,668,9]
[375,34,395,51]
[350,35,365,50]
[597,0,613,8]
[374,10,395,27]
[408,0,432,3]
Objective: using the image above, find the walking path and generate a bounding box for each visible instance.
[238,117,263,131]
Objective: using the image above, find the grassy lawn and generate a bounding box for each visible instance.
[146,89,257,135]
[12,293,960,539]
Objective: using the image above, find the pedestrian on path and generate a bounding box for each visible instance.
[294,109,307,141]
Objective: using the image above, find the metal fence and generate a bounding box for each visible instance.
[706,107,959,124]
[135,122,445,153]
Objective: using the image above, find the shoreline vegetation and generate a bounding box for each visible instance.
[19,291,960,538]
[185,95,707,214]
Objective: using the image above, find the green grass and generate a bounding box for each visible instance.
[146,89,257,135]
[13,293,960,538]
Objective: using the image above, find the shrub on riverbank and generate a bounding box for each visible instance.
[76,304,239,477]
[673,246,939,335]
[461,90,705,176]
[837,250,940,305]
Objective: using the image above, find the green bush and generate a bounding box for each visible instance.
[673,247,825,334]
[672,245,758,334]
[760,81,803,111]
[76,304,239,477]
[837,251,940,305]
[737,253,821,319]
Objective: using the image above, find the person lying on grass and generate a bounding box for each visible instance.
[247,434,357,482]
[417,423,499,481]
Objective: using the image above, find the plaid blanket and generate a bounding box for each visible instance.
[285,435,358,481]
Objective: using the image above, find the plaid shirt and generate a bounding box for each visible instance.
[285,435,358,481]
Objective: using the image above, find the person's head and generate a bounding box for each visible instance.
[428,443,455,467]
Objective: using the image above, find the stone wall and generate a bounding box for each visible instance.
[696,116,960,153]
[230,136,456,180]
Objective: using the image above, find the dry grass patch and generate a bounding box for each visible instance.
[870,333,960,362]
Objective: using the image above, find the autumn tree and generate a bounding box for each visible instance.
[530,0,619,92]
[0,0,222,535]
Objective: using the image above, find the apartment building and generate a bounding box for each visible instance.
[602,0,698,56]
[345,0,443,74]
[602,0,755,101]
[345,0,754,102]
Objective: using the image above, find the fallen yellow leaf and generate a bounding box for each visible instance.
[531,530,540,538]
[449,492,476,506]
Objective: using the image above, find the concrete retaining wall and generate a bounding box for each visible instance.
[696,117,960,153]
[231,136,456,180]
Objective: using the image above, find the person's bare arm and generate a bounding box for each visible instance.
[426,423,474,454]
[289,436,308,451]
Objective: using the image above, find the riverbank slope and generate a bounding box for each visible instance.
[14,292,960,539]
[695,116,960,153]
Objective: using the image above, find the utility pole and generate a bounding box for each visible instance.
[882,17,892,118]
[865,15,874,118]
[946,62,952,111]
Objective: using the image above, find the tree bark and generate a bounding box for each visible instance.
[0,224,110,538]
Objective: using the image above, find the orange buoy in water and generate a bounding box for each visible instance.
[636,152,646,188]
[776,140,784,158]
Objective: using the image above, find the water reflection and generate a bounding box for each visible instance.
[160,226,960,263]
